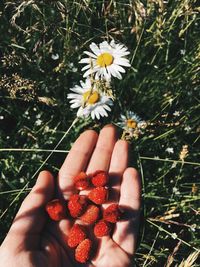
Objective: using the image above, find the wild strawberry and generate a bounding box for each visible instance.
[94,220,112,237]
[103,204,121,223]
[45,199,66,221]
[75,238,92,263]
[80,205,100,224]
[91,170,109,187]
[67,224,87,248]
[88,187,108,205]
[74,171,90,190]
[68,194,87,218]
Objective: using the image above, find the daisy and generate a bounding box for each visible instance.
[79,40,131,81]
[67,79,113,120]
[118,111,147,132]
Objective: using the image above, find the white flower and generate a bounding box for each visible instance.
[79,40,131,81]
[51,53,59,60]
[67,79,113,120]
[180,49,186,55]
[118,111,146,132]
[165,147,174,154]
[36,113,41,119]
[20,177,25,183]
[184,126,191,133]
[35,119,42,126]
[69,62,77,72]
[173,110,181,117]
[172,187,180,195]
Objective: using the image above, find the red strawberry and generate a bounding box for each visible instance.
[68,194,87,218]
[88,187,108,205]
[67,224,87,248]
[75,238,92,263]
[80,205,100,224]
[94,220,112,237]
[91,170,109,187]
[74,171,90,190]
[103,204,121,223]
[45,199,66,221]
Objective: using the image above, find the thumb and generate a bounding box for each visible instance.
[6,171,54,249]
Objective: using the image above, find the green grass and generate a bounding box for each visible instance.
[0,0,200,266]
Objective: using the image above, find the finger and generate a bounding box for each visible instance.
[6,171,54,249]
[58,130,98,199]
[108,140,129,202]
[113,168,141,255]
[86,125,117,173]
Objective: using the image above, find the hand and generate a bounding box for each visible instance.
[0,125,141,267]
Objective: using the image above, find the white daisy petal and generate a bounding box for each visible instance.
[114,58,131,67]
[103,105,111,112]
[79,58,91,64]
[97,107,104,117]
[67,93,81,99]
[99,41,110,52]
[103,68,110,80]
[110,40,115,47]
[109,65,122,79]
[99,106,108,117]
[83,68,96,77]
[91,110,95,120]
[77,107,84,117]
[70,87,85,94]
[90,42,101,55]
[96,110,100,120]
[114,50,130,56]
[83,51,97,58]
[71,102,81,108]
[113,64,126,73]
[69,98,81,103]
[108,66,118,78]
[81,64,91,71]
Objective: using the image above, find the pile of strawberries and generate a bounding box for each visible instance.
[45,170,121,263]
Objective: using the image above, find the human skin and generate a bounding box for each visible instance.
[0,125,141,267]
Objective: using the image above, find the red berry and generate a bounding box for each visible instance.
[75,238,92,263]
[45,199,66,221]
[94,220,112,237]
[68,194,87,218]
[91,170,109,187]
[81,205,100,224]
[103,204,121,223]
[74,171,90,190]
[67,224,87,248]
[88,187,108,205]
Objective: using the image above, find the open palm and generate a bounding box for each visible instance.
[0,125,141,267]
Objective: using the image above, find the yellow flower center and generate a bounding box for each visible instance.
[127,119,137,129]
[96,53,113,67]
[83,90,100,104]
